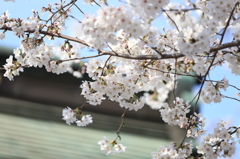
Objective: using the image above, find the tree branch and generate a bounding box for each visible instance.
[162,8,200,12]
[163,10,180,32]
[219,2,239,45]
[2,26,240,61]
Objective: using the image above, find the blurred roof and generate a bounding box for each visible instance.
[0,45,197,158]
[0,97,169,159]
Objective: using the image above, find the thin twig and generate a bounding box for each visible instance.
[151,47,163,57]
[80,101,87,109]
[188,79,204,107]
[219,2,239,45]
[162,8,200,12]
[205,79,240,91]
[222,94,240,102]
[145,66,204,79]
[68,15,82,23]
[115,109,127,141]
[46,0,76,24]
[52,3,74,24]
[72,1,84,14]
[101,55,112,76]
[107,43,118,55]
[177,125,190,150]
[57,53,106,62]
[92,0,101,7]
[173,58,177,101]
[163,10,180,32]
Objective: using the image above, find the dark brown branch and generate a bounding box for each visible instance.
[210,39,240,52]
[100,50,184,59]
[219,2,239,45]
[2,27,240,61]
[72,1,84,14]
[92,0,101,7]
[151,47,163,57]
[222,51,240,58]
[162,8,200,12]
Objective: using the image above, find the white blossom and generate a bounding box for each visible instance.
[98,137,126,155]
[2,1,240,158]
[76,115,93,127]
[62,107,77,125]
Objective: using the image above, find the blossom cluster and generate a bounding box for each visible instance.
[191,57,210,76]
[196,0,239,25]
[0,2,81,80]
[2,0,240,158]
[80,5,150,49]
[178,26,211,57]
[126,0,170,21]
[144,82,172,109]
[160,97,206,138]
[151,141,193,159]
[62,107,93,127]
[224,52,240,75]
[3,43,73,80]
[160,97,191,126]
[196,120,239,159]
[80,58,147,111]
[80,57,177,110]
[98,137,126,155]
[200,79,229,104]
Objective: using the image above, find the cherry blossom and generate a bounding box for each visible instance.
[98,137,126,155]
[1,0,240,158]
[76,114,93,127]
[62,107,77,125]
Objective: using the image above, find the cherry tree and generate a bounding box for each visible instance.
[1,0,240,158]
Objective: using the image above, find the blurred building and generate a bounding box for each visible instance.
[0,46,198,159]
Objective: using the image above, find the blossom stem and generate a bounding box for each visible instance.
[115,109,127,141]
